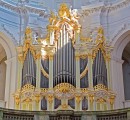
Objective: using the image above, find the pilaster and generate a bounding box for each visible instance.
[111,57,125,109]
[75,54,80,88]
[88,53,93,88]
[49,54,53,88]
[36,52,41,88]
[17,58,23,89]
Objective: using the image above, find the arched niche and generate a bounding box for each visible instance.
[0,31,17,109]
[111,30,130,109]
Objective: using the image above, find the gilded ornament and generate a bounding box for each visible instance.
[18,55,23,62]
[49,11,58,25]
[35,94,40,103]
[96,26,105,45]
[14,95,20,105]
[24,98,32,104]
[36,53,41,59]
[75,95,81,103]
[109,95,115,105]
[97,98,106,103]
[58,3,70,18]
[94,84,108,91]
[49,54,54,60]
[62,104,68,109]
[75,54,80,60]
[80,65,88,79]
[47,94,54,104]
[41,67,49,78]
[89,94,94,103]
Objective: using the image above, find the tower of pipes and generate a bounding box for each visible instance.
[14,3,116,111]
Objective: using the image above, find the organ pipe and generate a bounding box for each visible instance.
[93,49,107,86]
[53,24,76,87]
[22,50,36,87]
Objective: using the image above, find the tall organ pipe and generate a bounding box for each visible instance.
[53,24,76,87]
[22,50,36,87]
[93,49,107,86]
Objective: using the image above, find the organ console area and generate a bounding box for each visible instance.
[14,3,115,111]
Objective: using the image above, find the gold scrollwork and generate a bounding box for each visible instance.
[47,94,54,104]
[41,67,49,79]
[109,95,115,105]
[80,65,88,79]
[62,104,68,109]
[34,94,40,103]
[75,95,82,103]
[88,94,94,103]
[97,98,106,103]
[14,95,20,105]
[94,84,108,91]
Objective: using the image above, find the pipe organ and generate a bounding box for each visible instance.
[14,3,116,111]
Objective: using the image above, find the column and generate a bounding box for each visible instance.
[75,54,80,88]
[88,94,94,111]
[47,54,54,111]
[36,52,41,88]
[105,55,112,90]
[50,31,54,45]
[111,57,125,109]
[75,54,82,110]
[5,57,17,109]
[75,27,80,44]
[88,53,93,88]
[49,54,53,88]
[17,56,23,89]
[4,59,11,108]
[88,52,94,111]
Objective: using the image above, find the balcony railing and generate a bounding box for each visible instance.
[0,108,129,120]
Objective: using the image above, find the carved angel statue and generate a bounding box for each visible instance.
[70,9,79,24]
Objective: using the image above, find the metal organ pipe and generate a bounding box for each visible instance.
[53,24,76,87]
[100,50,102,83]
[99,50,101,83]
[66,30,69,83]
[63,25,66,83]
[22,50,36,87]
[93,49,107,86]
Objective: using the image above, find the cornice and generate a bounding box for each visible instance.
[81,0,130,16]
[0,0,46,16]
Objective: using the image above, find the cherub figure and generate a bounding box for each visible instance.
[70,9,79,24]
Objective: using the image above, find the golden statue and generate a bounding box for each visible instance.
[49,11,57,25]
[96,26,105,44]
[58,3,70,18]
